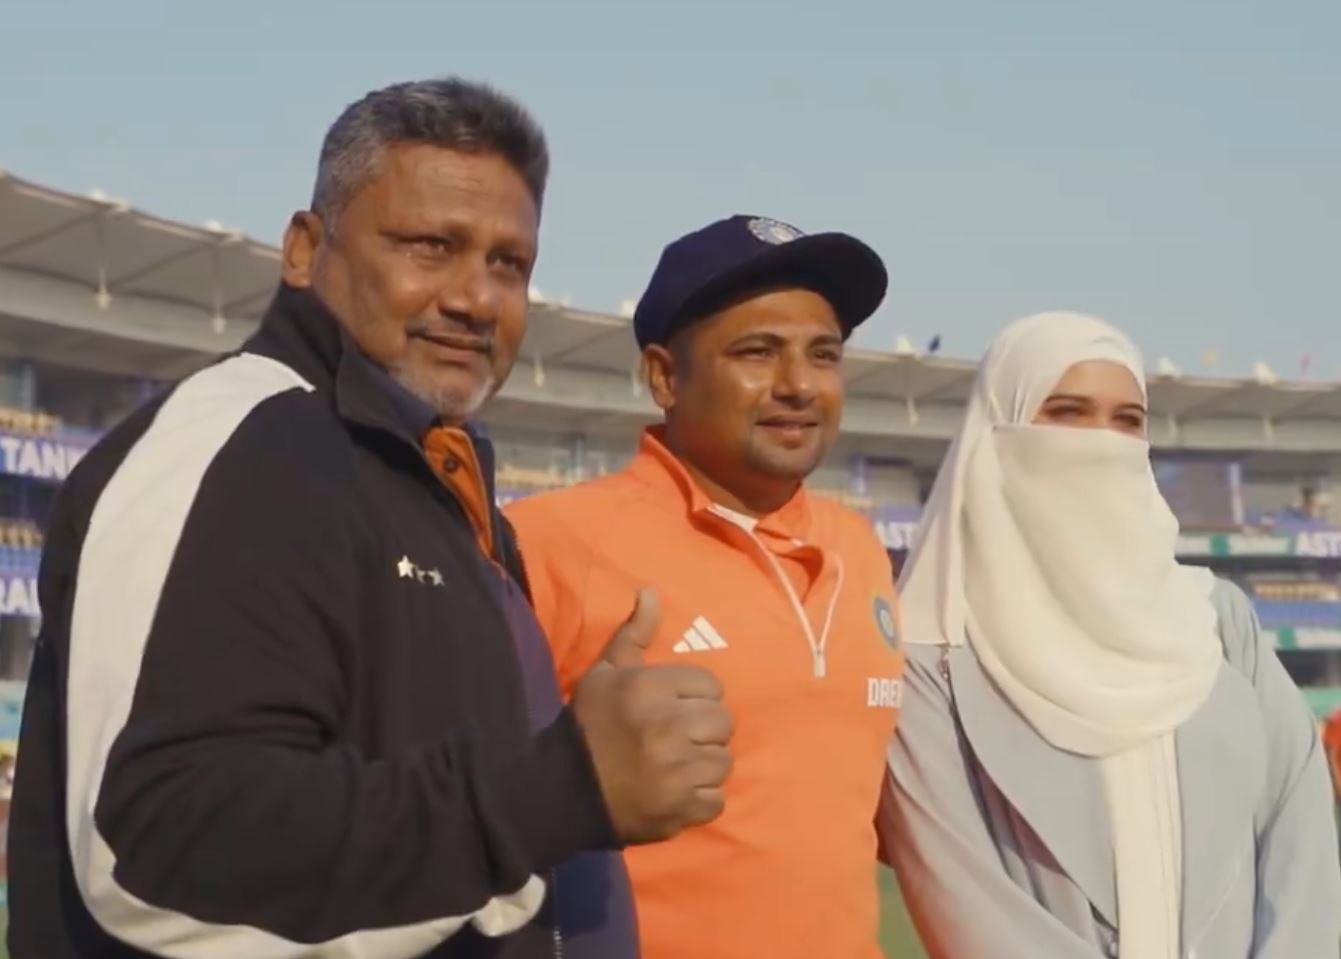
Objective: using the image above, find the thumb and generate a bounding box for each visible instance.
[599,588,661,668]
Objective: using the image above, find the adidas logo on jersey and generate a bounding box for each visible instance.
[672,617,729,654]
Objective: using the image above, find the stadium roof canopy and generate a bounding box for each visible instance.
[0,170,276,380]
[2,168,1338,459]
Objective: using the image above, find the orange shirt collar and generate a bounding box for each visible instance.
[626,427,813,539]
[422,425,495,558]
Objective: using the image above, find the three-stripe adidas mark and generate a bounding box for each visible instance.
[673,617,729,654]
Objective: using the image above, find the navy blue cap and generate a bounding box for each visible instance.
[632,215,888,349]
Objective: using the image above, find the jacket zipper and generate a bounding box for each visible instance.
[734,524,845,678]
[491,545,563,959]
[550,868,564,959]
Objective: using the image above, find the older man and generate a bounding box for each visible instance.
[8,78,731,959]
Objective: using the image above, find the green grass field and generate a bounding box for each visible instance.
[879,866,928,957]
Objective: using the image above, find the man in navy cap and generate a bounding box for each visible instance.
[507,215,905,959]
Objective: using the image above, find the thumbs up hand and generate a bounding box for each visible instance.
[596,588,661,668]
[571,590,734,845]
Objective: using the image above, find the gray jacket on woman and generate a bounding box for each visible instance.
[880,579,1341,959]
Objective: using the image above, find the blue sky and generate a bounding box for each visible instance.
[2,0,1338,377]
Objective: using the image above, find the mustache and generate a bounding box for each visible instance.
[405,320,495,356]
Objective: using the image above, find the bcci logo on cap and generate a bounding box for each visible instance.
[873,596,900,650]
[747,217,804,245]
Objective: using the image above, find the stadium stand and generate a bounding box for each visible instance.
[2,167,1340,937]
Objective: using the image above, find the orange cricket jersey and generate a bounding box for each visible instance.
[506,429,905,959]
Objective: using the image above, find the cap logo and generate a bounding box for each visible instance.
[747,217,804,245]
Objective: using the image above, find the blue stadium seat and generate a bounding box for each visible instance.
[1251,598,1341,630]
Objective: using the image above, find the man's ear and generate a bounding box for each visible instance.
[643,344,680,412]
[281,211,325,288]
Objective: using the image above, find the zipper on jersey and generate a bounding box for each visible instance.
[735,525,845,678]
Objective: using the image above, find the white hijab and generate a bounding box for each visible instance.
[899,311,1223,957]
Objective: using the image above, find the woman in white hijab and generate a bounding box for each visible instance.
[879,312,1340,959]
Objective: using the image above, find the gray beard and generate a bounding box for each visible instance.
[389,362,496,425]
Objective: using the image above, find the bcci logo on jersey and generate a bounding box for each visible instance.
[868,596,904,707]
[873,595,900,650]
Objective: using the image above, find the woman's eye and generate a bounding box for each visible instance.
[1045,405,1082,419]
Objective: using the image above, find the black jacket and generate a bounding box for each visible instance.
[8,285,634,959]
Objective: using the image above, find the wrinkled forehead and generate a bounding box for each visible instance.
[981,312,1146,423]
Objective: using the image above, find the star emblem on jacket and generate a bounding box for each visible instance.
[397,555,443,586]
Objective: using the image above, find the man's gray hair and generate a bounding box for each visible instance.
[311,77,549,222]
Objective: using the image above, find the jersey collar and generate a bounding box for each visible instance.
[626,427,814,540]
